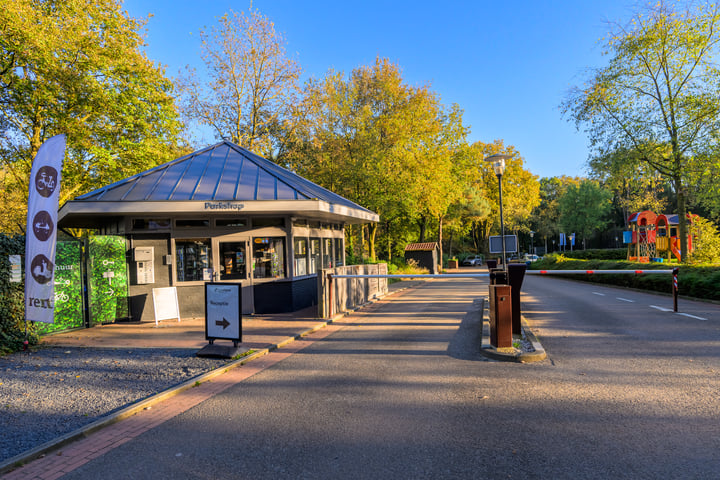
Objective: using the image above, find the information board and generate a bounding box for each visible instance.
[488,235,518,254]
[205,283,242,343]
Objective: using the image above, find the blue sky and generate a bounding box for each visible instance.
[123,0,636,179]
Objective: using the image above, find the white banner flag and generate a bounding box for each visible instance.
[25,134,66,324]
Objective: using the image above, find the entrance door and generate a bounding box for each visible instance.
[218,239,254,314]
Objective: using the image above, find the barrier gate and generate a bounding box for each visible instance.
[324,268,680,319]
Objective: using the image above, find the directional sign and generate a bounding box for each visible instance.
[205,283,242,343]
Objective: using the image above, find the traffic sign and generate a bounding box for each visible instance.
[205,283,242,344]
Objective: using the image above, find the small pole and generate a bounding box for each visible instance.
[327,273,334,319]
[672,267,679,312]
[23,320,29,353]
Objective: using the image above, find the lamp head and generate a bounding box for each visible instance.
[484,153,511,176]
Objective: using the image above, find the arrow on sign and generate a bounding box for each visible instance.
[215,318,230,329]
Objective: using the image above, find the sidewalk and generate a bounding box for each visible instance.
[1,280,422,479]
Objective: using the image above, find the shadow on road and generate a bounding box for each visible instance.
[447,298,488,361]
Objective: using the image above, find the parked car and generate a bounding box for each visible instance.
[461,254,484,266]
[523,254,541,263]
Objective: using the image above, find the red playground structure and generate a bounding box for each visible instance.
[625,210,697,262]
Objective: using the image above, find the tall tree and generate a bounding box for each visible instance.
[469,140,541,255]
[0,0,184,232]
[177,8,301,157]
[558,179,613,249]
[529,176,580,253]
[283,58,466,260]
[563,1,720,262]
[589,147,671,222]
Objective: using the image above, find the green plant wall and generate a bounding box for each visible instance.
[38,241,84,334]
[88,236,128,325]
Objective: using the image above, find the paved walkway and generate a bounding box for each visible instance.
[0,281,424,479]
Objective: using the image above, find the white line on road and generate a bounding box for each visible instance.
[650,305,673,312]
[592,292,605,296]
[676,312,708,321]
[616,297,635,303]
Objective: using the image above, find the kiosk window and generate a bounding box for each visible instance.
[253,217,285,228]
[132,218,170,230]
[294,238,308,276]
[176,219,210,228]
[334,239,344,266]
[309,238,321,274]
[175,239,213,282]
[219,242,247,280]
[216,218,247,228]
[253,237,285,279]
[323,238,333,269]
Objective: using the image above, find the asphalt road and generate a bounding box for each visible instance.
[60,275,720,480]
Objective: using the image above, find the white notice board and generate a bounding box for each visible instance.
[205,283,242,342]
[152,286,180,325]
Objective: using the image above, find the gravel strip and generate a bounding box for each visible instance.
[0,346,229,463]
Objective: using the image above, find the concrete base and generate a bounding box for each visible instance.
[196,343,249,359]
[479,298,547,363]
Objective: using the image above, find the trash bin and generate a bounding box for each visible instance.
[486,259,498,270]
[507,263,527,335]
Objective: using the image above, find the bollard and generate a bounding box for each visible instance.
[489,267,507,285]
[673,267,679,312]
[489,284,512,348]
[507,263,527,335]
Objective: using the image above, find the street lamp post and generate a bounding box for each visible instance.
[484,154,512,271]
[529,230,535,256]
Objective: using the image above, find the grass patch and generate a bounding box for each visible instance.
[232,349,256,360]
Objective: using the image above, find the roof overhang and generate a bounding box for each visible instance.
[58,199,379,228]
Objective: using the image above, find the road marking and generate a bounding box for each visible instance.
[592,292,605,296]
[676,312,708,321]
[650,305,673,312]
[616,297,635,303]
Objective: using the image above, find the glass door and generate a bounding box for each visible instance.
[219,241,247,280]
[217,238,254,314]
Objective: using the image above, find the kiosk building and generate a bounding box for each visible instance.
[57,141,379,320]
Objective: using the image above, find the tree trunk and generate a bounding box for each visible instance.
[359,224,365,259]
[677,181,688,263]
[438,215,444,268]
[418,215,427,242]
[368,223,377,261]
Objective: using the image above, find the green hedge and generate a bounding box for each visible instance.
[534,254,719,301]
[550,248,628,260]
[0,234,40,355]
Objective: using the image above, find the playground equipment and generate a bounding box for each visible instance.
[625,210,696,262]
